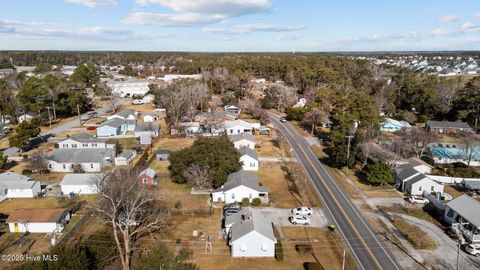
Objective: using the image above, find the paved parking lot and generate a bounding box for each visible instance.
[252,207,328,227]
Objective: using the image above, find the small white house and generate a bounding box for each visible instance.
[231,133,256,150]
[106,109,137,121]
[6,208,70,233]
[395,164,444,196]
[239,147,259,171]
[224,105,241,116]
[115,150,137,166]
[142,94,155,103]
[0,172,41,198]
[60,173,105,195]
[212,171,268,204]
[47,148,115,173]
[407,158,433,174]
[143,113,159,123]
[18,114,33,124]
[228,208,276,258]
[224,120,253,135]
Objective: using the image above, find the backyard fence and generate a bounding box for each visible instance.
[58,211,93,245]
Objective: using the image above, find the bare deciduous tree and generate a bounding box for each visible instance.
[183,163,212,190]
[90,168,168,270]
[268,85,298,112]
[398,128,438,158]
[303,108,327,134]
[28,152,49,173]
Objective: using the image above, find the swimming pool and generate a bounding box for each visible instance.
[429,145,480,161]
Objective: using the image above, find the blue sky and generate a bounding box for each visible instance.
[1,0,479,51]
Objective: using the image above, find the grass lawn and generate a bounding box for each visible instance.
[444,185,463,199]
[153,137,195,152]
[115,137,138,150]
[0,197,62,213]
[377,204,441,226]
[121,102,155,113]
[391,217,437,250]
[255,135,290,158]
[151,160,210,210]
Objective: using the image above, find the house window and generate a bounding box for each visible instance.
[419,186,422,191]
[62,164,66,169]
[431,186,434,191]
[240,244,247,252]
[249,194,252,198]
[72,144,77,148]
[63,144,68,148]
[90,164,94,169]
[250,163,255,167]
[143,178,148,184]
[48,164,52,169]
[261,244,269,251]
[231,194,235,199]
[92,143,97,147]
[83,144,88,147]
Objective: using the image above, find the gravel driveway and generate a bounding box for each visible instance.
[252,207,328,227]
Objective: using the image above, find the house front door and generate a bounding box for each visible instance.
[13,223,19,232]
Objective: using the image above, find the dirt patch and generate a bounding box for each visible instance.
[391,217,437,250]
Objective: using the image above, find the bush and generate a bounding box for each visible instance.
[174,200,183,210]
[21,169,32,176]
[241,198,250,206]
[275,241,284,262]
[295,244,313,253]
[250,198,261,206]
[286,107,308,121]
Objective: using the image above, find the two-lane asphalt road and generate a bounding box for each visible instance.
[270,114,400,270]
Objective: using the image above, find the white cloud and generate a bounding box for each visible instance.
[440,14,459,23]
[462,22,477,29]
[65,0,116,8]
[125,0,272,26]
[475,11,480,19]
[276,34,302,41]
[203,23,305,34]
[0,20,155,41]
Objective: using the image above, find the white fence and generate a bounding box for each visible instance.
[426,175,480,184]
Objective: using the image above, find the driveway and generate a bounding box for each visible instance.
[397,213,480,270]
[252,207,328,227]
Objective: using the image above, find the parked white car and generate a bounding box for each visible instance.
[292,207,312,216]
[408,195,429,204]
[465,244,480,256]
[289,215,310,225]
[132,99,145,105]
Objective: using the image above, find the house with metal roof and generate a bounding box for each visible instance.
[60,173,105,195]
[97,118,136,137]
[407,157,433,174]
[239,147,258,171]
[444,195,480,243]
[395,164,443,195]
[58,133,115,149]
[227,207,276,257]
[134,123,160,139]
[0,172,41,199]
[231,133,256,150]
[106,109,137,121]
[6,208,70,233]
[426,120,473,133]
[212,171,268,203]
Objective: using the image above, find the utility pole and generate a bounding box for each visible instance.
[77,104,82,126]
[457,235,465,270]
[345,134,354,172]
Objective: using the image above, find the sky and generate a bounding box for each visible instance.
[0,0,480,52]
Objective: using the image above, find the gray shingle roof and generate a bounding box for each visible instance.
[224,120,252,129]
[231,133,255,143]
[0,172,30,182]
[229,207,275,242]
[102,118,136,128]
[407,157,432,168]
[116,109,135,118]
[427,120,471,129]
[135,123,159,132]
[395,164,420,181]
[446,195,480,228]
[238,146,258,160]
[118,150,136,159]
[216,171,267,193]
[139,168,156,178]
[48,148,115,164]
[0,172,37,190]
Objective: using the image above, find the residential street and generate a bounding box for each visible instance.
[269,113,401,270]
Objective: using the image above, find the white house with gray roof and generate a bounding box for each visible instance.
[106,109,136,121]
[60,173,105,195]
[395,164,443,195]
[58,133,115,149]
[47,149,114,173]
[211,171,268,203]
[239,147,258,171]
[114,150,137,166]
[444,195,480,243]
[227,207,276,257]
[224,120,253,135]
[0,172,41,199]
[231,133,256,150]
[426,120,473,133]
